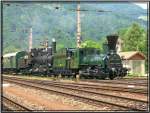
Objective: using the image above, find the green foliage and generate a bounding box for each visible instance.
[118,23,147,73]
[4,45,20,54]
[126,73,139,77]
[80,40,101,49]
[79,37,107,53]
[118,23,147,55]
[126,23,145,50]
[2,3,147,54]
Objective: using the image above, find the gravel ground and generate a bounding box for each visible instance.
[3,82,109,111]
[3,74,148,89]
[66,85,148,101]
[26,81,147,110]
[2,75,148,111]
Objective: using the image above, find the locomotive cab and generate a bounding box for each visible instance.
[79,48,102,66]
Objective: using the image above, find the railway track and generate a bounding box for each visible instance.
[61,81,148,93]
[82,79,148,87]
[3,74,148,87]
[38,80,148,98]
[4,77,148,111]
[123,77,148,80]
[4,76,148,94]
[2,95,31,111]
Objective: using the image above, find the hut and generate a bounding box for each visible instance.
[118,51,146,76]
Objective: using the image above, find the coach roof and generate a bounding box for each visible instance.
[3,52,18,58]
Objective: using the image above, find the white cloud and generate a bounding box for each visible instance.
[134,2,148,9]
[138,16,147,21]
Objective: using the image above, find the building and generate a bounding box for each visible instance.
[116,38,146,76]
[118,51,146,76]
[116,38,123,53]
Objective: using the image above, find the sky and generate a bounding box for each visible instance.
[134,2,148,9]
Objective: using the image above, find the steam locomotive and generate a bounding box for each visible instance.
[3,35,128,79]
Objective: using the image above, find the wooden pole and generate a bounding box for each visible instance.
[51,75,55,81]
[58,74,62,81]
[76,74,80,82]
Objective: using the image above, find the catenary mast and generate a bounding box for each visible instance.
[29,27,32,52]
[77,3,81,48]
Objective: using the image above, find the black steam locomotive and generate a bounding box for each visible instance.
[3,35,128,79]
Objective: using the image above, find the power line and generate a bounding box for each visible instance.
[3,3,147,15]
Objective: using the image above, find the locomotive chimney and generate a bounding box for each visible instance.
[52,38,56,54]
[29,27,32,52]
[106,35,118,51]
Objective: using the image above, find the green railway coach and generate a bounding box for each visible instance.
[3,51,28,72]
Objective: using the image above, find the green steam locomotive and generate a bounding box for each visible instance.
[3,35,128,79]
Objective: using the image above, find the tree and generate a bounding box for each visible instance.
[118,23,147,73]
[118,23,147,55]
[80,40,102,50]
[4,45,20,54]
[124,23,143,50]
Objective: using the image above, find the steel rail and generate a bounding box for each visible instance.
[2,96,31,111]
[82,79,148,86]
[3,76,147,94]
[4,77,147,103]
[4,78,148,111]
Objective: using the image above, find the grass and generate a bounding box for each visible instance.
[124,73,147,78]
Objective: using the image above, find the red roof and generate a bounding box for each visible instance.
[118,51,146,60]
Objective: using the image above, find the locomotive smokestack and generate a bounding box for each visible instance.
[52,38,56,53]
[29,27,32,52]
[107,35,118,51]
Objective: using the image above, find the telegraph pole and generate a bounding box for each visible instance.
[45,39,49,48]
[29,27,32,52]
[77,3,81,48]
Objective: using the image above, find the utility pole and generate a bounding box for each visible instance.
[40,39,49,48]
[77,3,81,48]
[29,27,32,52]
[45,39,49,48]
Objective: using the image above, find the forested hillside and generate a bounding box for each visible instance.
[3,2,147,54]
